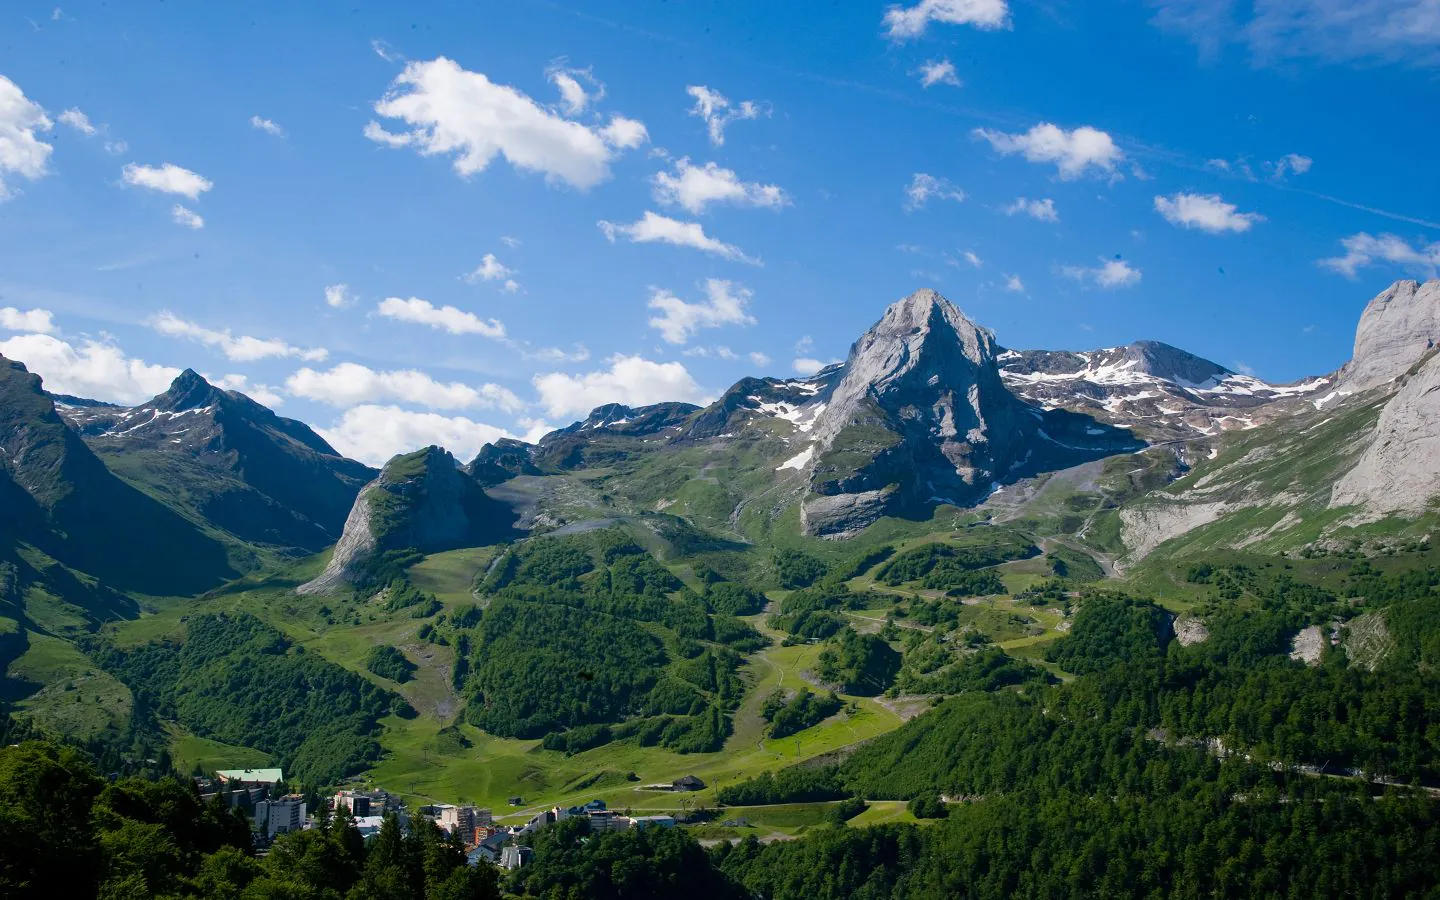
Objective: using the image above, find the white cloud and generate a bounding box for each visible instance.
[652,158,788,215]
[962,250,983,268]
[376,297,506,338]
[1271,152,1313,177]
[1063,258,1143,288]
[598,211,758,264]
[325,284,354,308]
[365,57,645,189]
[749,351,771,367]
[1003,196,1059,221]
[104,140,127,155]
[500,235,521,248]
[0,307,55,334]
[598,116,648,150]
[792,358,826,376]
[648,279,757,344]
[533,354,708,418]
[371,38,400,62]
[795,335,815,354]
[1149,0,1440,67]
[517,417,555,444]
[904,173,965,211]
[546,60,604,116]
[1154,192,1263,233]
[1004,274,1025,292]
[463,253,515,285]
[121,162,213,199]
[58,108,96,136]
[287,362,523,412]
[211,373,284,408]
[250,115,285,137]
[502,279,520,294]
[523,344,590,363]
[917,59,962,87]
[884,0,1011,38]
[318,404,517,467]
[0,333,178,404]
[0,76,54,199]
[171,204,204,229]
[974,123,1123,179]
[683,345,739,360]
[148,312,328,362]
[1319,232,1440,278]
[686,85,767,147]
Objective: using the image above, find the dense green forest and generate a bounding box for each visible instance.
[10,552,1440,897]
[461,530,764,752]
[84,613,404,786]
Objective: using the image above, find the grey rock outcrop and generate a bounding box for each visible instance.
[1339,279,1440,393]
[800,289,1140,536]
[299,445,518,594]
[298,482,381,595]
[1331,349,1440,516]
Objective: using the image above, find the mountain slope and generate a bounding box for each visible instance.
[1000,340,1329,440]
[0,357,236,598]
[58,370,375,552]
[792,290,1139,536]
[1113,279,1440,563]
[300,446,520,594]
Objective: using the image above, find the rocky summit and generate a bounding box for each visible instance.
[793,289,1139,536]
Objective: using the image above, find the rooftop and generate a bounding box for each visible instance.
[216,768,284,783]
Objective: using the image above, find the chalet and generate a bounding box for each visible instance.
[672,775,706,792]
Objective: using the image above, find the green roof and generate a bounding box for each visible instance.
[216,768,284,783]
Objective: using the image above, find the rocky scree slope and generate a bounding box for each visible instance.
[1117,279,1440,561]
[999,340,1329,441]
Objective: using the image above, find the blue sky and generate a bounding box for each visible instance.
[1,0,1437,464]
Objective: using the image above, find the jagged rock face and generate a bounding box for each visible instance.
[300,446,518,594]
[799,289,1138,537]
[1000,342,1329,440]
[533,401,701,470]
[1339,279,1440,394]
[54,369,374,550]
[679,376,832,441]
[467,438,540,487]
[1331,349,1440,516]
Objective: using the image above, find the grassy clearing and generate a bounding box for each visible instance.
[167,725,272,775]
[9,631,132,741]
[408,548,496,606]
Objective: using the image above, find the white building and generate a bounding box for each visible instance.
[629,815,676,829]
[435,804,491,838]
[499,845,534,870]
[255,795,307,838]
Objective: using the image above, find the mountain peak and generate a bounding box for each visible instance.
[1118,340,1232,387]
[815,289,1000,450]
[154,369,224,412]
[1341,279,1440,393]
[881,288,993,344]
